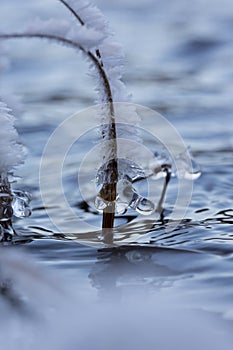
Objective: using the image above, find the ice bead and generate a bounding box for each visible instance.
[95,175,155,216]
[94,195,108,210]
[129,192,155,215]
[12,190,32,218]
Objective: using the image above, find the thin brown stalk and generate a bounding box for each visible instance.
[58,0,118,231]
[59,0,85,25]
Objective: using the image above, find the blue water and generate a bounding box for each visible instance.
[0,0,233,348]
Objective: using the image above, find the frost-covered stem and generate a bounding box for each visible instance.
[0,34,114,110]
[99,103,117,231]
[59,0,85,25]
[0,32,118,230]
[58,0,118,230]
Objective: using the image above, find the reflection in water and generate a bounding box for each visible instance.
[89,246,185,300]
[0,247,233,350]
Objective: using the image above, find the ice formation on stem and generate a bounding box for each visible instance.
[0,0,151,230]
[0,1,200,233]
[0,100,31,241]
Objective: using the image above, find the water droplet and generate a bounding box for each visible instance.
[115,178,134,214]
[135,197,155,215]
[94,195,108,210]
[181,170,202,180]
[12,190,32,218]
[117,178,134,203]
[95,161,155,216]
[184,157,201,179]
[175,149,201,180]
[129,192,155,215]
[96,158,146,186]
[115,200,128,215]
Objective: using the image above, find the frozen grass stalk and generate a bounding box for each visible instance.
[1,1,175,236]
[0,0,126,231]
[56,0,120,232]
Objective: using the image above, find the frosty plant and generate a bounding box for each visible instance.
[0,0,130,231]
[0,100,31,241]
[0,0,200,236]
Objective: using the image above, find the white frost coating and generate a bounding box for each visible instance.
[66,25,106,50]
[65,0,109,32]
[0,100,25,174]
[28,0,137,133]
[26,17,70,37]
[64,0,142,163]
[23,1,143,167]
[24,1,131,104]
[61,0,130,103]
[0,92,23,119]
[26,17,105,50]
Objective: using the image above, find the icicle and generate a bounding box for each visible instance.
[95,159,155,216]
